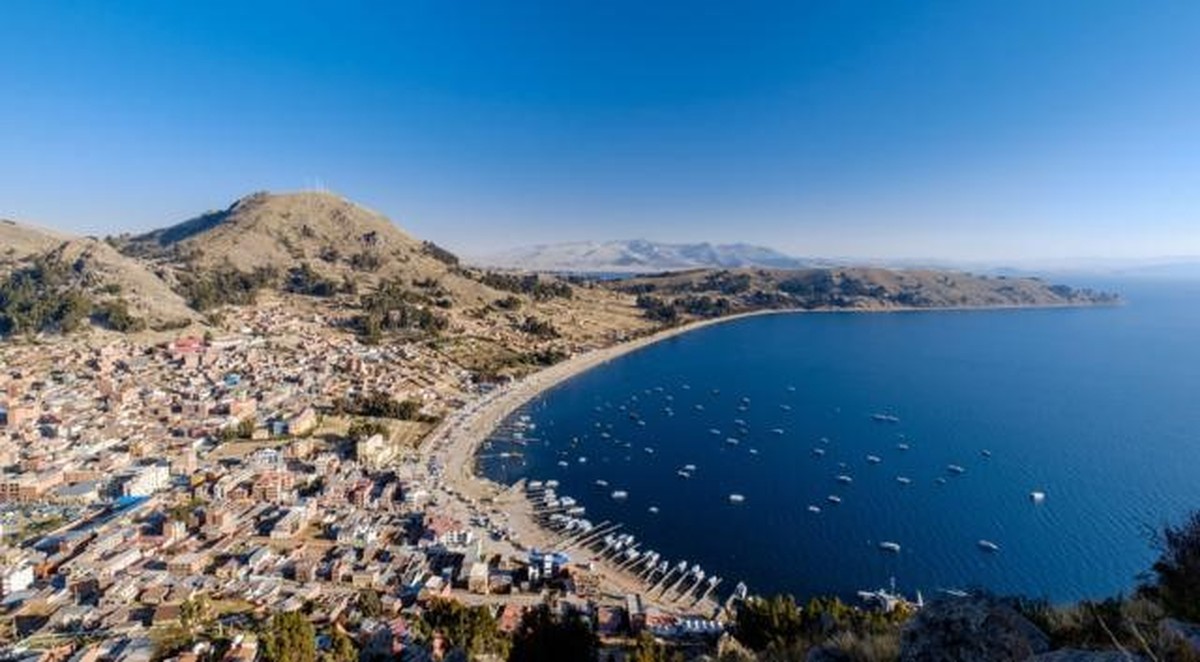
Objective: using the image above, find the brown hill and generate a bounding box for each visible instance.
[0,219,72,266]
[115,190,498,305]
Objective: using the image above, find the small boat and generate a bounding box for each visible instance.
[771,428,785,435]
[896,443,911,451]
[545,480,559,488]
[749,448,759,455]
[694,404,705,411]
[577,456,588,463]
[1030,491,1046,504]
[611,490,629,500]
[683,464,697,472]
[866,455,882,464]
[557,460,569,468]
[676,470,692,479]
[726,437,740,445]
[896,476,912,485]
[878,541,901,553]
[947,464,966,475]
[643,447,655,454]
[977,540,1000,552]
[780,404,792,411]
[812,448,826,456]
[935,477,947,485]
[981,449,992,458]
[734,418,747,426]
[648,506,660,514]
[709,428,721,435]
[836,474,853,484]
[871,413,901,423]
[594,479,609,487]
[807,505,822,513]
[728,494,746,504]
[787,385,796,391]
[827,495,842,504]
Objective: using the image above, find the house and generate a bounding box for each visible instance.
[467,562,489,595]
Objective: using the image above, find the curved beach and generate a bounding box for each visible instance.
[421,312,774,613]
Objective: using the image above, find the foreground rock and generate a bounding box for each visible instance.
[900,596,1050,662]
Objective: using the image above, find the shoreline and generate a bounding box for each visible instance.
[421,300,1115,610]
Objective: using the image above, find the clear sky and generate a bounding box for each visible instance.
[2,1,1198,261]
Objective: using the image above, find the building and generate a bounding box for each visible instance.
[0,558,34,596]
[119,463,170,497]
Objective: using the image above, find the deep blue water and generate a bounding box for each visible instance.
[477,280,1200,603]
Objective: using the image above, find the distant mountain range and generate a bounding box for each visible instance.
[472,240,814,273]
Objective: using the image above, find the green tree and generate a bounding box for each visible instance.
[323,627,358,662]
[508,604,595,662]
[357,588,383,619]
[261,611,318,662]
[630,632,684,662]
[1146,510,1200,621]
[419,598,509,659]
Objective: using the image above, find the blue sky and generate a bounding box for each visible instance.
[1,1,1198,260]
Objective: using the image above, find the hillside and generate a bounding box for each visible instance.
[473,239,811,273]
[611,267,1119,322]
[0,219,72,264]
[0,220,198,335]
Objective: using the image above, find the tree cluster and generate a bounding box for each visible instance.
[177,262,279,311]
[334,391,424,421]
[357,279,449,343]
[0,256,145,336]
[417,598,510,659]
[478,271,573,301]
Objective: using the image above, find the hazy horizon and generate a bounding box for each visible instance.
[3,2,1198,261]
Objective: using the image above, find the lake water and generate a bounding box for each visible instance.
[477,280,1200,603]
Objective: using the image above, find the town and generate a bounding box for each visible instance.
[0,296,734,662]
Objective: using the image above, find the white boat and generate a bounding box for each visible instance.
[728,494,746,504]
[981,449,993,458]
[813,448,826,456]
[676,470,691,479]
[1030,490,1046,503]
[648,506,659,514]
[611,490,629,500]
[896,476,912,485]
[683,464,697,472]
[836,474,853,484]
[827,495,842,504]
[878,541,901,553]
[726,437,740,445]
[709,428,721,435]
[771,428,785,435]
[594,479,608,487]
[977,539,1000,552]
[866,455,882,464]
[896,443,911,451]
[557,460,569,468]
[947,464,966,474]
[807,505,822,513]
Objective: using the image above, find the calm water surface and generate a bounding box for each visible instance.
[478,280,1200,602]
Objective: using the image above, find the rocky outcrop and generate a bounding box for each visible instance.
[899,596,1050,662]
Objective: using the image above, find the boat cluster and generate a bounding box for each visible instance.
[526,481,730,606]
